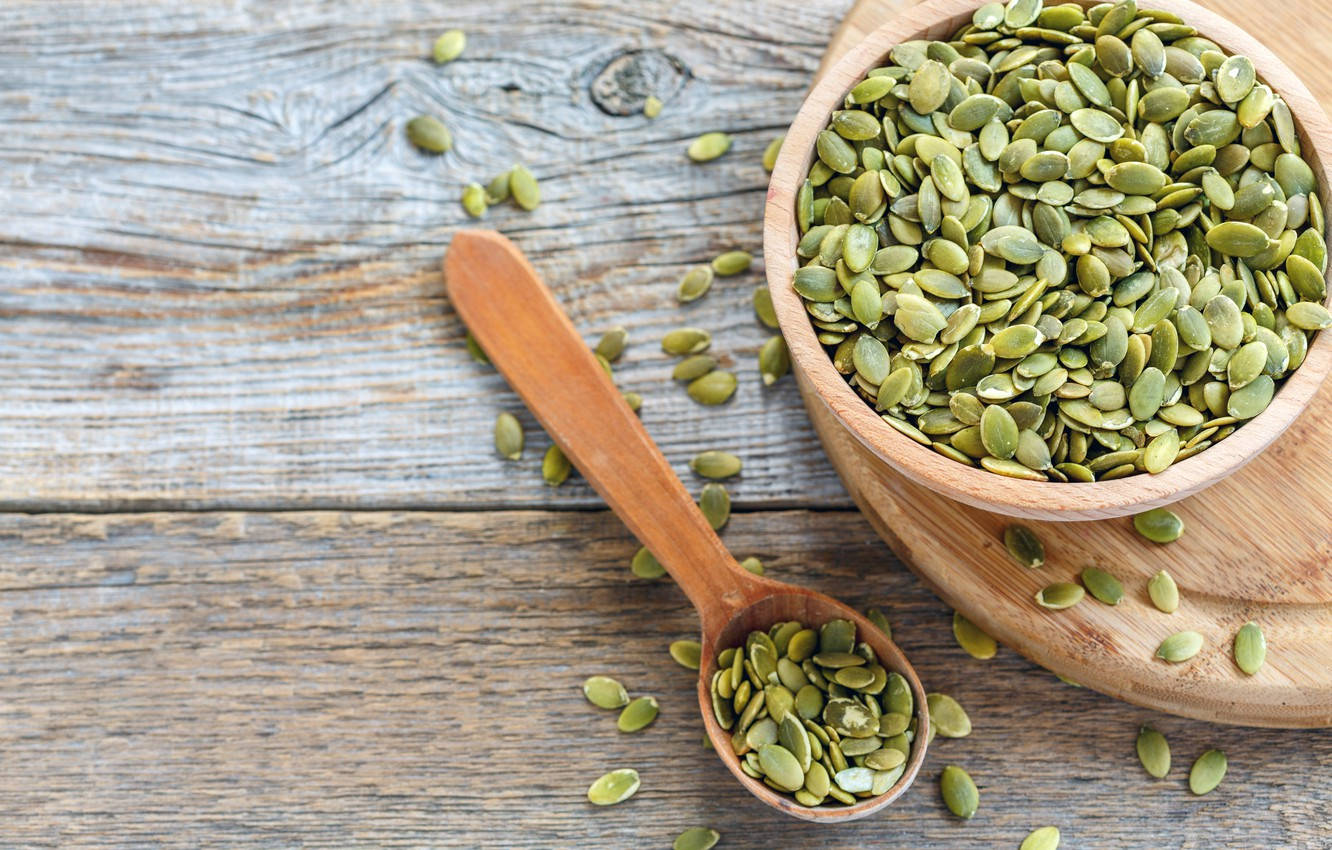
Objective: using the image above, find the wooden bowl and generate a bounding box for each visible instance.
[764,0,1332,521]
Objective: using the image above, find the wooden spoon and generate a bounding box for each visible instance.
[444,230,929,822]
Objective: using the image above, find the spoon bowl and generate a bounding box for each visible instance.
[445,229,929,821]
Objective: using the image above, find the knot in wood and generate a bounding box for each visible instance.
[588,49,686,116]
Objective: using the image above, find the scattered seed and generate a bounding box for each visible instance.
[1021,827,1061,850]
[759,336,791,385]
[509,164,541,211]
[690,450,742,480]
[618,696,660,732]
[1156,631,1204,663]
[461,183,487,218]
[688,371,738,405]
[643,95,663,119]
[763,135,785,172]
[542,445,570,486]
[405,115,452,153]
[673,355,717,382]
[927,692,972,737]
[673,827,720,850]
[678,266,715,303]
[866,607,891,638]
[712,250,753,277]
[595,327,629,362]
[1136,725,1171,778]
[493,412,523,460]
[698,483,731,530]
[940,765,979,819]
[753,286,780,328]
[587,768,640,805]
[631,546,666,579]
[1134,508,1184,543]
[584,675,629,709]
[662,327,712,356]
[1003,525,1045,568]
[432,29,465,64]
[688,132,732,162]
[670,639,702,670]
[740,556,764,576]
[952,611,996,659]
[1189,749,1227,795]
[1233,621,1266,675]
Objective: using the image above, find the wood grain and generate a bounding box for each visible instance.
[0,509,1327,847]
[0,0,850,510]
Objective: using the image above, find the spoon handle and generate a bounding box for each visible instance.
[445,230,760,631]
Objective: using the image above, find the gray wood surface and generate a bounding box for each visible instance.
[0,509,1327,848]
[3,1,1332,847]
[0,0,851,510]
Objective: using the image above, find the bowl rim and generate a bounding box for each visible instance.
[763,0,1332,520]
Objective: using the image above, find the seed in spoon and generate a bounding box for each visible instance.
[1148,570,1180,613]
[1003,525,1045,567]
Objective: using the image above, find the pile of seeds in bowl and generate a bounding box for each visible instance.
[791,0,1330,482]
[709,618,917,807]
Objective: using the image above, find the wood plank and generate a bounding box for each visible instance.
[0,508,1327,846]
[0,0,852,510]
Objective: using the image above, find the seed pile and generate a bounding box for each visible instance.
[709,618,918,808]
[792,0,1329,482]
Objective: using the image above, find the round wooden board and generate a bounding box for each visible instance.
[806,0,1332,728]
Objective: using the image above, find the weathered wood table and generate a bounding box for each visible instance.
[1,1,1329,846]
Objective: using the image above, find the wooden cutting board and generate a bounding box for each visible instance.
[804,0,1332,728]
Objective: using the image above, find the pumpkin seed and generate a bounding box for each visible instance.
[493,412,524,460]
[762,136,784,172]
[461,183,487,218]
[432,30,465,64]
[583,675,629,709]
[1136,725,1171,778]
[542,445,570,486]
[1148,570,1180,613]
[688,371,738,405]
[927,692,972,737]
[698,483,730,530]
[1004,525,1046,568]
[405,115,452,153]
[712,251,753,277]
[740,556,765,576]
[653,639,699,680]
[1189,749,1227,795]
[1021,827,1061,850]
[587,768,640,805]
[688,132,732,162]
[1233,621,1266,675]
[760,336,791,385]
[678,266,715,303]
[690,451,741,480]
[1036,582,1085,610]
[940,765,979,818]
[509,165,541,211]
[618,696,659,732]
[673,828,720,850]
[753,287,779,328]
[1134,508,1183,543]
[1081,566,1124,605]
[631,546,666,579]
[663,328,711,355]
[952,611,997,659]
[643,95,663,119]
[1156,631,1204,662]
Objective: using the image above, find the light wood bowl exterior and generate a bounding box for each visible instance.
[764,0,1332,521]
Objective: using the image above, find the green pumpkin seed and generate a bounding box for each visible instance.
[753,287,780,329]
[926,693,972,737]
[670,639,702,670]
[1233,621,1266,675]
[1136,725,1171,778]
[631,546,666,579]
[405,115,452,153]
[1148,570,1180,613]
[1156,630,1204,662]
[1288,301,1332,330]
[493,412,523,460]
[643,95,663,119]
[542,445,571,486]
[688,132,732,162]
[981,404,1020,459]
[690,451,742,480]
[1189,749,1227,795]
[618,696,659,732]
[1206,222,1271,258]
[1134,508,1183,543]
[461,183,487,218]
[740,556,764,576]
[712,250,753,277]
[1004,525,1046,568]
[940,765,979,819]
[698,483,730,530]
[952,611,997,659]
[583,675,630,709]
[673,828,720,850]
[432,29,465,64]
[1036,582,1085,610]
[1216,56,1256,104]
[508,164,541,211]
[587,768,640,805]
[678,266,715,303]
[760,336,791,385]
[673,355,717,382]
[1021,827,1061,850]
[1081,566,1125,605]
[663,328,711,356]
[762,135,784,172]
